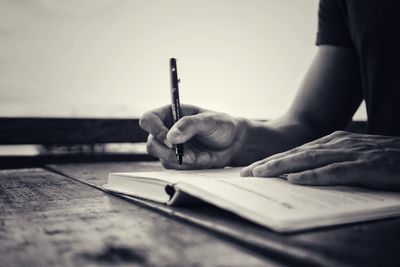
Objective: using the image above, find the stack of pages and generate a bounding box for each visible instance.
[103,167,400,232]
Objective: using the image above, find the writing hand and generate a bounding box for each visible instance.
[139,104,244,169]
[241,131,400,190]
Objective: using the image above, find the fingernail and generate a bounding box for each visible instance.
[252,166,262,176]
[164,139,173,149]
[240,167,251,177]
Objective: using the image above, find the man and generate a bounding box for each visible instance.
[139,0,400,190]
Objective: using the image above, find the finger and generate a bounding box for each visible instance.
[241,156,285,177]
[162,147,231,170]
[140,105,172,147]
[275,131,349,154]
[194,150,232,169]
[166,112,218,144]
[281,131,351,155]
[183,150,226,169]
[287,161,364,186]
[297,131,348,147]
[241,158,270,176]
[240,143,327,177]
[194,151,213,168]
[146,135,196,165]
[140,104,206,145]
[160,151,213,170]
[181,104,204,116]
[251,149,356,177]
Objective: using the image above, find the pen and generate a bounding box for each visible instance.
[170,58,184,166]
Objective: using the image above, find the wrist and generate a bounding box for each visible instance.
[229,117,302,166]
[229,117,253,166]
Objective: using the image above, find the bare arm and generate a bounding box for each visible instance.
[140,45,363,169]
[232,45,363,165]
[141,45,400,190]
[240,46,400,191]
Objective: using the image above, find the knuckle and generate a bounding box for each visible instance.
[288,148,300,155]
[139,114,149,129]
[155,130,167,142]
[329,163,347,178]
[146,136,156,155]
[331,130,346,139]
[176,116,193,130]
[224,117,237,131]
[341,136,352,142]
[334,130,346,136]
[314,144,324,149]
[301,150,318,163]
[307,171,318,181]
[211,112,234,125]
[336,136,354,145]
[204,112,218,122]
[267,159,281,170]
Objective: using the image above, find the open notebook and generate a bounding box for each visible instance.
[103,167,400,232]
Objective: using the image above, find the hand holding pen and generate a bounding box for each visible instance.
[139,60,244,169]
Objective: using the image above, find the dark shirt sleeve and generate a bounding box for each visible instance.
[316,0,354,48]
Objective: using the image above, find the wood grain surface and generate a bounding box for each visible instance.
[0,168,280,267]
[47,162,400,267]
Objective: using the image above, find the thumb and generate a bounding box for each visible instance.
[166,113,217,144]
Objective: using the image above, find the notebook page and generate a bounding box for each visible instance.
[112,167,242,184]
[173,170,400,231]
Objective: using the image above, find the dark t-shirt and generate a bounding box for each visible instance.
[316,0,400,136]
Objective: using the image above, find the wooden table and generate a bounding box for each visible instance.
[2,162,400,267]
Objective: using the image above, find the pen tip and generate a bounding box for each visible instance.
[178,155,183,167]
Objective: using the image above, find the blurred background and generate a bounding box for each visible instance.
[0,0,366,120]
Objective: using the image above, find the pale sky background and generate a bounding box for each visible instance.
[0,0,366,119]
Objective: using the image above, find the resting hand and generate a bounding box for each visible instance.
[139,104,244,169]
[241,131,400,190]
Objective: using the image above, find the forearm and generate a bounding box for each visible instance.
[231,46,364,166]
[230,114,321,166]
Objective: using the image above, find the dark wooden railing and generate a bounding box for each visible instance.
[0,118,366,168]
[0,118,148,145]
[0,118,155,168]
